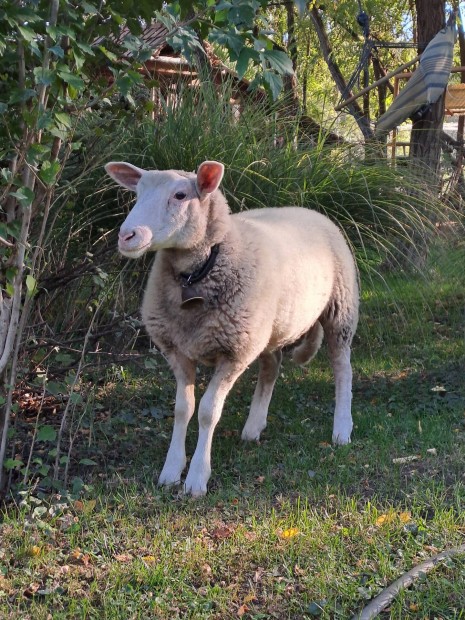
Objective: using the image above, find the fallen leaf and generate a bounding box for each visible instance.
[69,548,91,566]
[243,592,257,604]
[399,512,411,523]
[376,514,395,526]
[237,604,249,617]
[23,582,40,598]
[201,563,212,576]
[30,545,41,557]
[279,527,299,539]
[114,553,133,563]
[141,555,157,564]
[409,602,419,612]
[211,524,236,540]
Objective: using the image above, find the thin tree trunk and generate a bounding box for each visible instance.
[310,6,373,141]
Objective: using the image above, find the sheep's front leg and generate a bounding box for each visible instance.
[184,360,248,497]
[242,350,282,441]
[158,352,196,487]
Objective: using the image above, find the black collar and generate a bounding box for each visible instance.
[179,244,220,308]
[180,244,220,287]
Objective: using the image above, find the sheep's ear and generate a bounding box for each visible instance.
[105,162,144,191]
[196,161,224,199]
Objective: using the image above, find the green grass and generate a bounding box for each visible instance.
[1,245,465,619]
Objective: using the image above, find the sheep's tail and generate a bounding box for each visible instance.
[292,321,324,365]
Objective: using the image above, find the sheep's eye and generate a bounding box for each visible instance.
[174,191,187,200]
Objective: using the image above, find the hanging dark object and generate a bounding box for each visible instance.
[357,10,370,39]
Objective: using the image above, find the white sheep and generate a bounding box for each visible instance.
[105,160,359,496]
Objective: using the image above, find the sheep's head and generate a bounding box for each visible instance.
[105,161,225,258]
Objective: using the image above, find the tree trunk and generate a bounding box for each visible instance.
[310,6,373,141]
[409,0,446,181]
[283,1,300,117]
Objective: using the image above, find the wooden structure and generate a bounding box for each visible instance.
[95,22,266,112]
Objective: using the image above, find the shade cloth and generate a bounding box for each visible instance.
[375,18,456,136]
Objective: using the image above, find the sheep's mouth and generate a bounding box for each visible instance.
[118,242,151,258]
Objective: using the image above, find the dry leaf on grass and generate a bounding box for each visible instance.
[279,527,299,539]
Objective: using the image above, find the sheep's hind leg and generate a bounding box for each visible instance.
[325,327,354,446]
[158,352,196,487]
[241,350,282,441]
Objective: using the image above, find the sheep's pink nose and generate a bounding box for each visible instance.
[118,230,136,243]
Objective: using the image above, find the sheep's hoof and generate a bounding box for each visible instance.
[241,424,265,442]
[183,482,207,497]
[332,434,351,446]
[158,469,183,487]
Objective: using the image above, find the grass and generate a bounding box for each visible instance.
[1,242,465,619]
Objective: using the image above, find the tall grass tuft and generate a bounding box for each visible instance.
[40,79,465,345]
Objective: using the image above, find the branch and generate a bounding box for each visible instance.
[310,6,373,140]
[352,544,465,620]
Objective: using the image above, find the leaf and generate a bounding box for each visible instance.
[49,44,65,58]
[46,381,66,395]
[279,527,299,539]
[25,275,37,297]
[114,553,133,563]
[236,47,258,79]
[9,186,35,207]
[399,511,411,523]
[37,425,57,442]
[261,70,283,101]
[54,112,73,128]
[208,29,245,59]
[39,160,61,184]
[79,458,97,466]
[33,67,55,86]
[141,555,157,564]
[261,49,294,75]
[8,87,37,104]
[3,458,23,471]
[307,600,327,616]
[57,70,85,90]
[74,499,96,514]
[17,25,36,42]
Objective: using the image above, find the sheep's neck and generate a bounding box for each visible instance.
[164,244,221,309]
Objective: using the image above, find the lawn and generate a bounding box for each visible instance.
[1,242,465,619]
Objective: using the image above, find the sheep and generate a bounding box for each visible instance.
[105,160,359,496]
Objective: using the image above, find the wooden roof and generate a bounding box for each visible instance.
[95,22,266,103]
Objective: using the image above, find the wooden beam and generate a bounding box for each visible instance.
[334,54,421,112]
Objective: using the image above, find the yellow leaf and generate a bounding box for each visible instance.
[30,545,41,556]
[399,512,411,523]
[243,592,257,604]
[280,527,299,539]
[141,555,156,564]
[375,514,395,526]
[409,603,419,612]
